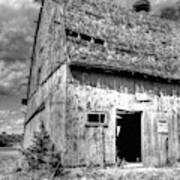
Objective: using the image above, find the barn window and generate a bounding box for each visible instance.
[133,0,151,12]
[94,38,104,45]
[80,33,92,41]
[65,28,78,38]
[86,112,107,127]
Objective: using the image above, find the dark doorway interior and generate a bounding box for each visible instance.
[116,110,141,163]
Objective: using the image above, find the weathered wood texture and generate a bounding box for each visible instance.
[25,0,180,168]
[71,68,180,96]
[64,68,180,167]
[24,65,67,155]
[65,83,116,167]
[24,0,67,159]
[28,0,66,98]
[177,105,180,161]
[168,109,179,164]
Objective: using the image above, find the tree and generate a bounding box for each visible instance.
[0,134,23,147]
[0,134,8,147]
[23,121,62,172]
[160,3,180,21]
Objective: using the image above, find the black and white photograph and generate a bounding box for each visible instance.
[1,0,180,179]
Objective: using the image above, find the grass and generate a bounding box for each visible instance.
[0,149,21,175]
[1,158,180,180]
[53,166,180,180]
[1,149,180,179]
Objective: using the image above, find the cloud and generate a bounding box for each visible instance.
[0,1,37,135]
[0,4,38,63]
[0,61,28,96]
[0,109,24,134]
[0,0,39,97]
[0,0,39,9]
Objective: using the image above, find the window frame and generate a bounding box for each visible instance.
[86,111,108,127]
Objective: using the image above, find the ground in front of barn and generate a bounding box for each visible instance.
[1,154,180,180]
[2,165,180,180]
[56,165,180,180]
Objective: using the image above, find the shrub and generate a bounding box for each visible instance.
[0,134,23,147]
[22,121,62,174]
[160,4,180,21]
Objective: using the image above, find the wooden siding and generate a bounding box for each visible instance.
[25,0,180,168]
[65,84,117,167]
[24,64,68,160]
[65,69,180,167]
[28,0,66,98]
[25,62,180,167]
[71,68,180,96]
[168,109,179,164]
[142,112,169,166]
[24,0,68,161]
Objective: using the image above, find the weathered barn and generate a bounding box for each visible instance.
[24,0,180,167]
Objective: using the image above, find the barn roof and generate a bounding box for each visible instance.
[65,0,180,80]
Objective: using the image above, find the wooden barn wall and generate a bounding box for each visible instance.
[24,65,67,157]
[28,0,66,98]
[24,108,47,148]
[65,84,116,167]
[65,70,180,167]
[25,0,67,156]
[71,69,180,96]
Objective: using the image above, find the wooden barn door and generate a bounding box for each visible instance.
[142,111,164,167]
[142,111,175,167]
[142,111,157,166]
[85,110,116,167]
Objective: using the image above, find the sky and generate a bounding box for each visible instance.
[0,0,179,134]
[0,0,39,134]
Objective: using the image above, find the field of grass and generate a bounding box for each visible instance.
[0,149,21,175]
[1,150,180,180]
[56,167,180,180]
[1,164,180,180]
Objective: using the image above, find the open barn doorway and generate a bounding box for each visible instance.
[116,110,142,163]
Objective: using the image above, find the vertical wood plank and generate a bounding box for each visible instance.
[158,133,168,166]
[152,112,159,166]
[157,112,169,166]
[142,111,159,167]
[168,110,178,164]
[142,111,151,166]
[177,106,180,161]
[105,108,116,165]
